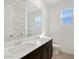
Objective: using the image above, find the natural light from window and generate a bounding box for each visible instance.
[61,7,73,24]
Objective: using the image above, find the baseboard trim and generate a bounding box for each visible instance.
[59,50,74,55]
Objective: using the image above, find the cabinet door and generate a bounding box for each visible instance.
[42,40,52,59]
[42,46,48,59]
[23,53,42,59]
[34,52,42,59]
[47,40,52,59]
[21,47,42,59]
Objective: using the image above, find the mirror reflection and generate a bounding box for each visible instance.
[4,0,42,41]
[25,1,42,37]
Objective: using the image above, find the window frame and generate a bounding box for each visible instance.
[60,7,74,24]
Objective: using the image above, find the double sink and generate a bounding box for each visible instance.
[5,38,46,55]
[5,36,50,59]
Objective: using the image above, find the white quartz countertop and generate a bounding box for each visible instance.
[5,36,52,59]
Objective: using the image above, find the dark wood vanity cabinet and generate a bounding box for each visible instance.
[42,40,52,59]
[22,47,42,59]
[21,40,52,59]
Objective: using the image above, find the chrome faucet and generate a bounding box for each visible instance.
[15,33,23,45]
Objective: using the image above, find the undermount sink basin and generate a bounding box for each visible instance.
[6,37,49,55]
[7,42,36,55]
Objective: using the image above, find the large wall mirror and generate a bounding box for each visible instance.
[25,1,42,37]
[4,0,42,41]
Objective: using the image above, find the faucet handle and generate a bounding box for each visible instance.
[10,35,13,37]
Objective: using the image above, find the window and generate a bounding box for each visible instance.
[61,7,73,24]
[35,16,42,28]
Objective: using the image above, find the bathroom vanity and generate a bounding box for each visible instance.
[5,0,52,59]
[5,37,53,59]
[21,39,52,59]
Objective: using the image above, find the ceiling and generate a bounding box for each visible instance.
[26,1,40,13]
[41,0,70,7]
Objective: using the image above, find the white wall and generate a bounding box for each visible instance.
[48,0,74,54]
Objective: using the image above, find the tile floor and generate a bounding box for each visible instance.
[52,51,74,59]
